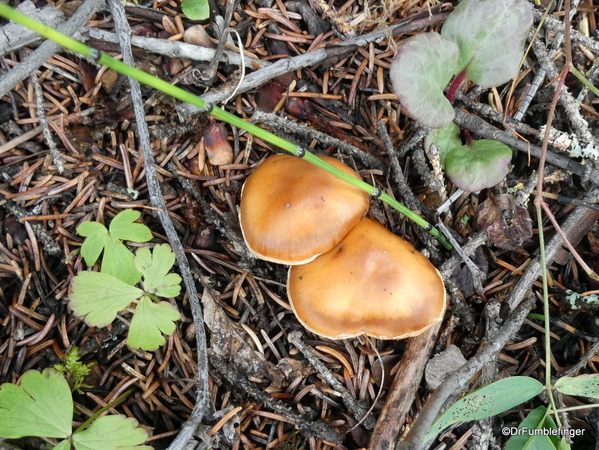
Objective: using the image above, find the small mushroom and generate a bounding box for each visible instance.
[239,154,369,265]
[287,217,446,339]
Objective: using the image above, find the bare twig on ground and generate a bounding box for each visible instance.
[0,0,103,98]
[107,3,212,449]
[288,331,375,430]
[211,354,343,444]
[30,73,64,174]
[2,200,61,256]
[177,12,450,119]
[0,0,64,55]
[84,27,267,69]
[398,186,599,450]
[369,323,441,450]
[453,110,599,184]
[252,111,386,172]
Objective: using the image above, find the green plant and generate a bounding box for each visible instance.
[181,0,210,21]
[54,347,93,393]
[390,0,533,192]
[78,209,153,285]
[70,241,182,351]
[0,368,151,450]
[425,373,599,448]
[0,2,452,250]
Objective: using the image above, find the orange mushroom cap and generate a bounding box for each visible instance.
[239,154,370,265]
[287,217,446,339]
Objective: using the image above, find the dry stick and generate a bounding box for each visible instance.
[0,0,102,98]
[513,2,580,122]
[287,331,376,430]
[0,0,65,55]
[84,27,267,70]
[210,355,342,444]
[106,2,211,448]
[452,109,599,185]
[3,200,61,256]
[252,111,386,172]
[534,0,599,281]
[202,0,238,85]
[30,73,65,174]
[396,188,599,450]
[369,323,441,450]
[530,28,597,150]
[176,11,450,119]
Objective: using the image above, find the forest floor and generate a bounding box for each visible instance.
[1,0,599,449]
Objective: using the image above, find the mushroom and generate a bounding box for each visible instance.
[287,217,446,339]
[239,154,370,265]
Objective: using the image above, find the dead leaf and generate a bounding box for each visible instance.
[476,193,532,250]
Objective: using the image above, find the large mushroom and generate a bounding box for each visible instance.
[239,154,370,265]
[287,217,446,340]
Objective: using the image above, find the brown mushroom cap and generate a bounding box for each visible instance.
[287,218,446,339]
[239,154,370,264]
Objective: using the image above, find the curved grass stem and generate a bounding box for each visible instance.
[0,2,452,250]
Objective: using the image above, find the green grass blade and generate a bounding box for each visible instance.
[0,2,452,249]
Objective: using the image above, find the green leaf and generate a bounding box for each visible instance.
[505,406,565,450]
[0,368,72,439]
[441,0,534,87]
[127,296,181,351]
[444,139,512,192]
[181,0,210,21]
[101,237,142,285]
[69,271,143,327]
[73,415,151,450]
[77,210,152,285]
[78,221,109,267]
[555,374,599,399]
[108,210,152,243]
[425,122,462,165]
[54,440,73,450]
[521,436,558,450]
[425,376,544,442]
[389,32,460,128]
[134,244,182,298]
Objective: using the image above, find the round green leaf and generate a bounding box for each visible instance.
[73,414,151,450]
[181,0,209,21]
[390,32,460,128]
[69,271,143,328]
[0,369,73,439]
[127,296,181,351]
[441,0,533,87]
[444,139,512,192]
[425,122,462,165]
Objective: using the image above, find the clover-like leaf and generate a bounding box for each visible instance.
[77,210,152,285]
[181,0,210,21]
[69,271,143,328]
[444,139,512,192]
[555,374,599,399]
[390,32,460,129]
[425,122,462,165]
[134,244,182,298]
[72,414,152,450]
[441,0,533,88]
[109,210,153,243]
[0,368,72,439]
[425,376,544,442]
[127,296,181,351]
[102,237,142,286]
[78,221,109,267]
